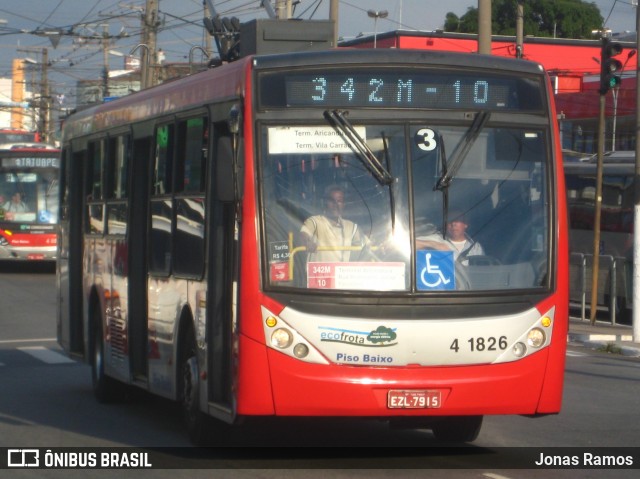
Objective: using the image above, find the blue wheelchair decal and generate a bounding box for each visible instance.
[38,210,51,223]
[416,250,455,290]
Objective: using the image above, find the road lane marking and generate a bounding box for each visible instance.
[17,346,74,364]
[566,350,588,357]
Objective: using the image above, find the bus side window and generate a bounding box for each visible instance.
[149,124,175,275]
[173,116,207,278]
[86,140,105,235]
[105,135,130,237]
[153,124,174,195]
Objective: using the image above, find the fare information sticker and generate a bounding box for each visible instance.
[307,262,405,291]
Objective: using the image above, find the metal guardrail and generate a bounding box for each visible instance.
[570,252,629,325]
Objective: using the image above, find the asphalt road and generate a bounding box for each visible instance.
[0,264,638,478]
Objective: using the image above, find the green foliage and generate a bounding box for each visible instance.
[444,0,603,39]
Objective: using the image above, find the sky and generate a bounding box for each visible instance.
[0,0,638,106]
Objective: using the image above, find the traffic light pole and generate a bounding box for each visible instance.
[590,94,606,325]
[591,34,624,325]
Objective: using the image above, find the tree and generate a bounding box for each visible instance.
[444,0,603,39]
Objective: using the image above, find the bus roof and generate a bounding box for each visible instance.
[62,49,548,141]
[252,48,546,75]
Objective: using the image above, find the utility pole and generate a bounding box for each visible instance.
[102,24,110,99]
[478,0,491,55]
[141,0,159,88]
[275,1,292,20]
[41,48,50,143]
[203,0,212,58]
[330,0,339,47]
[516,0,524,58]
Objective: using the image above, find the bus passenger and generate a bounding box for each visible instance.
[416,211,484,265]
[300,185,366,263]
[2,192,28,213]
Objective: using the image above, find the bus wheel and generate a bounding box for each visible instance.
[431,416,483,443]
[180,327,207,445]
[91,308,122,403]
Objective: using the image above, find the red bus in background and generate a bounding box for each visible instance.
[0,129,41,147]
[57,49,568,444]
[0,145,59,261]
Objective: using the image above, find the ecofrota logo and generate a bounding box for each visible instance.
[8,449,40,467]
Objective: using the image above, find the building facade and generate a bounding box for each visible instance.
[342,30,638,155]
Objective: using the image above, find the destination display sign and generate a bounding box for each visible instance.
[0,156,59,168]
[259,69,543,111]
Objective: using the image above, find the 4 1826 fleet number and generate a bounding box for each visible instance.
[450,336,508,353]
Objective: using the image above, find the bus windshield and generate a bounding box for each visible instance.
[261,121,549,293]
[0,160,59,224]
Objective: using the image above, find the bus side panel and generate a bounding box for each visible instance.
[531,294,568,414]
[535,102,570,413]
[234,61,278,415]
[236,334,276,415]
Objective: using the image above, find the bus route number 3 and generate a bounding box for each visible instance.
[415,128,437,152]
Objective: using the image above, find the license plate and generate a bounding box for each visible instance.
[387,389,441,409]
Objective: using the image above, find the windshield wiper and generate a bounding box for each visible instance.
[380,131,397,233]
[324,110,394,186]
[434,111,490,236]
[434,111,490,192]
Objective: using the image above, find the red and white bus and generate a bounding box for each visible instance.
[57,49,568,444]
[0,145,59,261]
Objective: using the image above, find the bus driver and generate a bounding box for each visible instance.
[300,185,366,263]
[2,192,28,213]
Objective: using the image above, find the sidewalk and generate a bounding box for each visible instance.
[568,317,640,357]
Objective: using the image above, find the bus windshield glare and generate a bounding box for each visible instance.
[261,122,549,292]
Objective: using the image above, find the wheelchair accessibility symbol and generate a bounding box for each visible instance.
[416,250,455,290]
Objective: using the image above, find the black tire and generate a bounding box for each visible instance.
[432,416,483,443]
[91,304,123,403]
[180,325,208,445]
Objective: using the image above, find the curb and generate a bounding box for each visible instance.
[568,333,640,357]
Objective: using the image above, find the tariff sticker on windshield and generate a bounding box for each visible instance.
[307,262,405,290]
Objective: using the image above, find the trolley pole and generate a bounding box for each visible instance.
[590,94,606,325]
[633,4,640,342]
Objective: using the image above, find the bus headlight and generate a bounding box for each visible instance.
[512,342,527,357]
[293,343,309,358]
[527,328,546,348]
[271,328,293,349]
